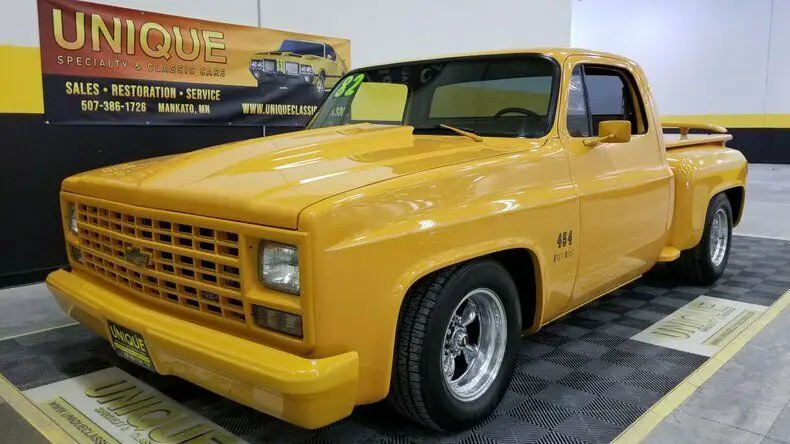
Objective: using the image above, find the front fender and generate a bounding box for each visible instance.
[298,139,577,404]
[393,237,547,331]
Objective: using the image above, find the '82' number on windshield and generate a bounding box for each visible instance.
[333,74,365,98]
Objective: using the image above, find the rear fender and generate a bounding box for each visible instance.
[667,146,747,250]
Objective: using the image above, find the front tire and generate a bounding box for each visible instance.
[388,259,521,431]
[669,193,733,285]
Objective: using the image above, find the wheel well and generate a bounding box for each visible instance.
[489,249,538,330]
[723,187,744,226]
[399,249,540,332]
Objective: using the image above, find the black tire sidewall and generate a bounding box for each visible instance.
[699,194,733,280]
[421,260,521,430]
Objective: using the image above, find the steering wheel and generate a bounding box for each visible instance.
[494,107,543,121]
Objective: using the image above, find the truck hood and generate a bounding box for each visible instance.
[62,124,507,229]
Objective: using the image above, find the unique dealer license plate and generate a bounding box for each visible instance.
[107,321,155,371]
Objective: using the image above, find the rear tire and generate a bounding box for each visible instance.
[387,259,521,431]
[669,193,733,285]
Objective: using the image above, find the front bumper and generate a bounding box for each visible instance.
[250,68,313,85]
[46,268,358,429]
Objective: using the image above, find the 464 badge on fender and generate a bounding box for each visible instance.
[554,230,575,263]
[556,230,573,248]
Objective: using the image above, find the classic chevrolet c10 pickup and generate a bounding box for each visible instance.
[48,48,747,431]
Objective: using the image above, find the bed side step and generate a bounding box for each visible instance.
[658,246,681,262]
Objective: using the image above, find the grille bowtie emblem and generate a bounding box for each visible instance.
[123,247,151,267]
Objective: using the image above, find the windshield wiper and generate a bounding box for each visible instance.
[413,124,484,142]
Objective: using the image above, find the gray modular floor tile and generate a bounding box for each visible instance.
[680,389,785,436]
[0,403,49,444]
[0,283,74,340]
[644,411,764,444]
[735,164,790,241]
[673,308,790,435]
[767,403,790,443]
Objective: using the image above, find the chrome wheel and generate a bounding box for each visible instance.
[710,208,729,266]
[442,288,507,402]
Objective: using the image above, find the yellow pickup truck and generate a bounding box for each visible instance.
[47,48,747,431]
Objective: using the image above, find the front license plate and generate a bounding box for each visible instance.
[107,321,155,372]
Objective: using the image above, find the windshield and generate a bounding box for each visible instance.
[308,55,558,138]
[278,40,324,57]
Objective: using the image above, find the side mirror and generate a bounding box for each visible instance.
[583,120,632,146]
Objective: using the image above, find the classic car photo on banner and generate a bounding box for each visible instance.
[36,0,351,126]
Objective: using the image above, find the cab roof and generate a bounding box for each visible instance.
[358,47,635,70]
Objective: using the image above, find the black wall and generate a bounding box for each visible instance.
[728,128,790,163]
[664,127,790,163]
[0,113,292,287]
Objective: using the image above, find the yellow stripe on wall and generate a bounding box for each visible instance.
[763,114,790,128]
[661,114,790,129]
[0,45,44,114]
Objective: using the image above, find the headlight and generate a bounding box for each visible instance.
[68,203,78,234]
[300,64,313,74]
[260,242,300,294]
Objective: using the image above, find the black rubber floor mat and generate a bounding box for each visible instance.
[2,236,790,443]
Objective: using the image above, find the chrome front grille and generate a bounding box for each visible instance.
[75,203,247,323]
[284,61,299,74]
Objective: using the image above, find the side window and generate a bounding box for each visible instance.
[326,45,337,61]
[566,65,590,137]
[583,66,648,135]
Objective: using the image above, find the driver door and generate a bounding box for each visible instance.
[560,56,672,309]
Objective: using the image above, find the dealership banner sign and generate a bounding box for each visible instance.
[37,0,350,126]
